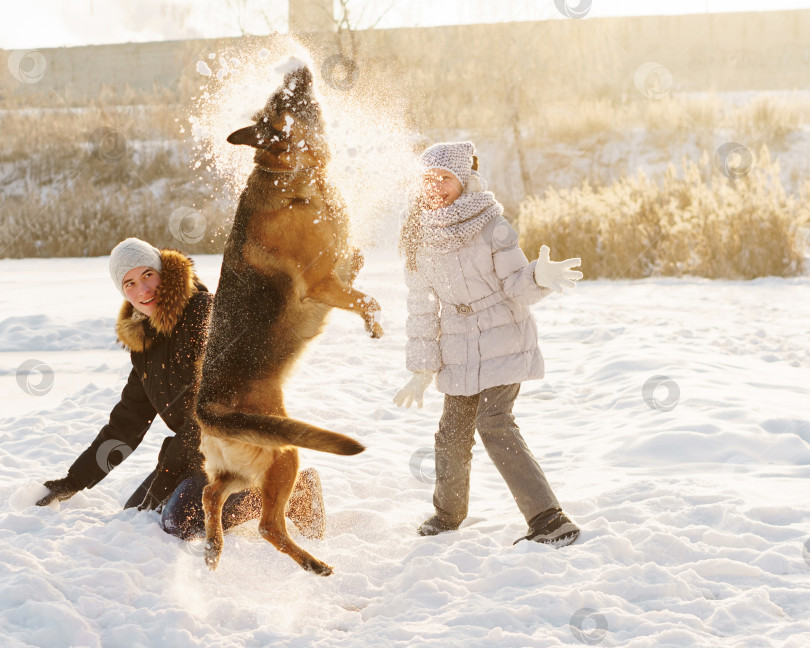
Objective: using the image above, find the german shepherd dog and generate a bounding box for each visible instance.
[195,60,382,575]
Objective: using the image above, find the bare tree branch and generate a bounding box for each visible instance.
[225,0,280,36]
[368,0,397,29]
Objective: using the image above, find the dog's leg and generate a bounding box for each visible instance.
[202,473,238,571]
[342,248,364,285]
[257,449,333,576]
[306,274,383,339]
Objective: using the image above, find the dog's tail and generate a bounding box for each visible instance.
[196,400,364,456]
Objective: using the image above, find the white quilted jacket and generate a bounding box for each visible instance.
[405,214,551,396]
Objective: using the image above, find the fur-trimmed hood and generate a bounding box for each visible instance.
[115,248,205,352]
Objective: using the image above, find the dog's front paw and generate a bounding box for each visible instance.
[362,297,383,339]
[365,311,383,339]
[368,322,384,339]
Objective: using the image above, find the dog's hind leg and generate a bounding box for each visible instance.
[257,448,333,576]
[202,473,240,571]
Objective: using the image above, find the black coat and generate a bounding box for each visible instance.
[66,249,213,505]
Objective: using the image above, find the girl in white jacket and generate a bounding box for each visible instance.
[395,141,582,547]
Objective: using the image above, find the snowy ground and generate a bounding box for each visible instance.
[1,249,809,648]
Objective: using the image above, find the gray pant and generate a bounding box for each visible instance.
[433,383,560,526]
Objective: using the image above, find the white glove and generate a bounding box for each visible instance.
[533,245,583,293]
[393,372,433,408]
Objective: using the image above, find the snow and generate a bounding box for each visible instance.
[1,250,810,647]
[275,56,308,77]
[195,61,212,77]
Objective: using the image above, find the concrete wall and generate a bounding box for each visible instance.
[289,0,335,34]
[3,10,809,103]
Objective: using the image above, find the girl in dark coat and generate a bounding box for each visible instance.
[36,238,324,540]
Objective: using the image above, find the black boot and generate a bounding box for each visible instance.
[418,514,460,536]
[515,508,580,548]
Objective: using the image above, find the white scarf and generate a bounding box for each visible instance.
[419,191,503,254]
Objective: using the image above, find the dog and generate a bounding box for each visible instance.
[194,59,382,575]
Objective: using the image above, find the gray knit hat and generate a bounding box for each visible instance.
[109,238,162,295]
[421,141,475,188]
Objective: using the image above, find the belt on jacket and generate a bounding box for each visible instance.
[449,290,509,315]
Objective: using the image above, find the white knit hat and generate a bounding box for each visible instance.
[421,141,475,188]
[109,238,162,295]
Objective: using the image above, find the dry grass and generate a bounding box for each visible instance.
[727,94,810,148]
[0,132,232,259]
[0,81,235,258]
[517,147,810,279]
[2,68,810,269]
[528,99,623,144]
[0,168,233,258]
[0,97,186,164]
[520,93,810,149]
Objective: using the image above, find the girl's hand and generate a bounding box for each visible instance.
[533,245,583,293]
[394,372,434,408]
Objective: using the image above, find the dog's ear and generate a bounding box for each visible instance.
[471,155,479,171]
[227,125,261,148]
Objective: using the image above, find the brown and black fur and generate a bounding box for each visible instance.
[194,61,382,575]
